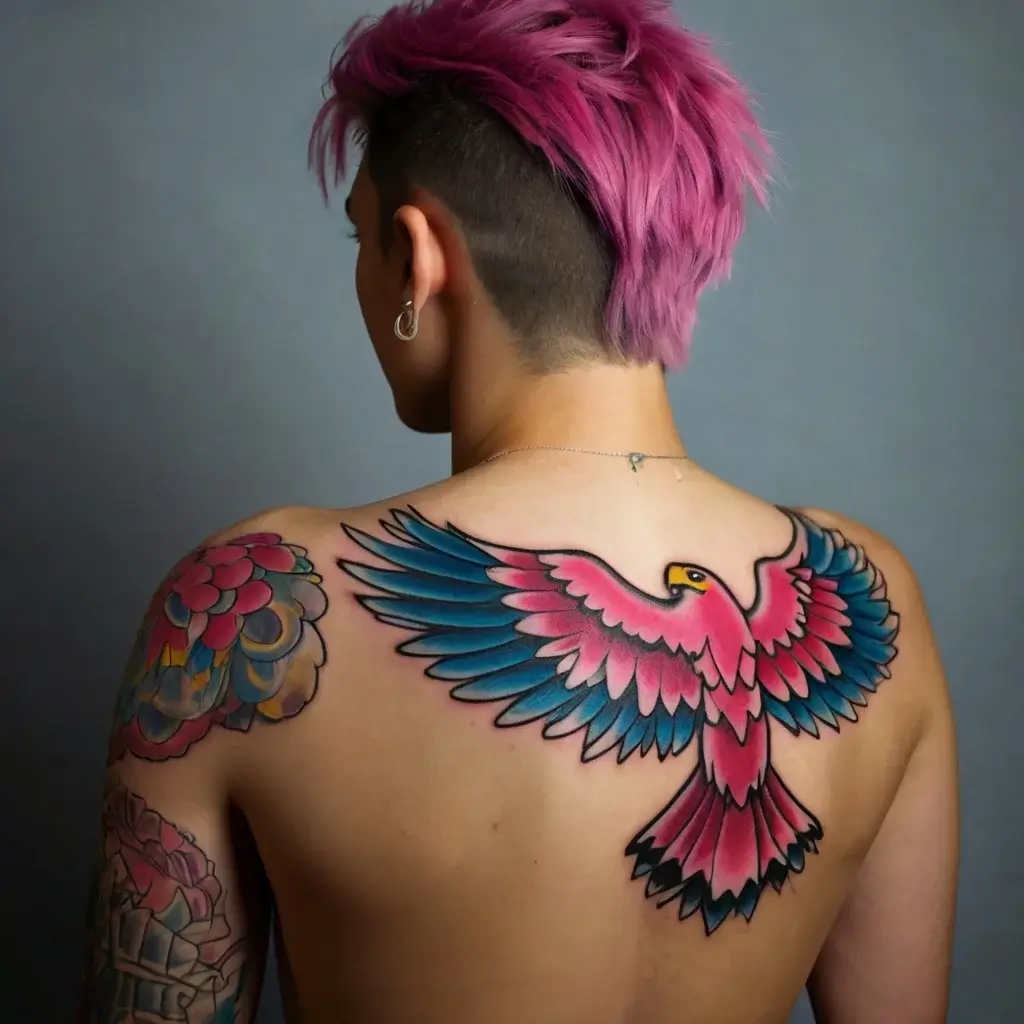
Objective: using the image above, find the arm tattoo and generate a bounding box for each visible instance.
[110,533,327,763]
[78,783,252,1023]
[339,507,900,934]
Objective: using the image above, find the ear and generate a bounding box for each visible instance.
[393,204,447,314]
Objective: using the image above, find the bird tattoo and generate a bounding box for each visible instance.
[339,507,899,934]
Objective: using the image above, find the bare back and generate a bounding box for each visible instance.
[216,461,950,1023]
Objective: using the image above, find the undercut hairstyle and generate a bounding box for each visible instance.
[310,0,772,369]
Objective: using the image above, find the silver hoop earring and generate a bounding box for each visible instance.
[394,299,419,341]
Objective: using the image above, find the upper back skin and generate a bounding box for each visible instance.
[227,459,929,1024]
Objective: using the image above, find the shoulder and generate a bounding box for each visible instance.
[199,504,343,560]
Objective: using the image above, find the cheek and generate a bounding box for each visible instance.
[355,246,403,372]
[355,245,404,352]
[354,246,378,329]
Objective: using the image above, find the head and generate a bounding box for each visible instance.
[664,563,712,598]
[310,0,771,431]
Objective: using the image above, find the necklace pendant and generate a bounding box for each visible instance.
[628,452,644,472]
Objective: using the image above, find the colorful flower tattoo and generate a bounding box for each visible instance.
[339,508,900,934]
[110,533,327,763]
[78,783,250,1023]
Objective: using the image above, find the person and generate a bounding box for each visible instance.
[76,1,958,1021]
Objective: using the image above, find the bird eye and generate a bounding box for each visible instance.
[687,570,705,583]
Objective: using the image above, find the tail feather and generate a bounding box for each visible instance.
[659,786,715,866]
[712,801,760,899]
[626,763,823,934]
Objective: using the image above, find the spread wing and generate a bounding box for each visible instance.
[339,508,703,763]
[748,509,900,737]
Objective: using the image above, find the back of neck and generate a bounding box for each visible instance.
[450,360,685,473]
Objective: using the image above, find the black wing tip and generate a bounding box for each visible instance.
[336,555,360,579]
[624,837,668,879]
[388,506,423,530]
[776,713,802,736]
[639,864,758,935]
[340,521,365,542]
[815,713,842,733]
[337,557,388,587]
[396,504,430,525]
[391,505,487,549]
[343,518,413,556]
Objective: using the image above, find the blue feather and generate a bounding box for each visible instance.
[851,584,891,606]
[831,677,869,705]
[618,715,651,761]
[820,687,857,721]
[841,593,869,619]
[804,686,839,728]
[377,614,425,630]
[836,570,874,596]
[809,545,834,571]
[848,634,896,665]
[640,717,658,756]
[672,711,696,753]
[789,700,819,736]
[764,694,799,734]
[343,562,496,602]
[655,710,675,757]
[392,510,496,566]
[825,546,857,576]
[498,678,580,726]
[584,701,625,751]
[343,526,494,583]
[399,625,521,656]
[451,660,555,701]
[804,550,829,576]
[361,596,518,629]
[803,527,834,574]
[845,592,890,620]
[834,652,878,690]
[543,686,608,737]
[427,639,538,680]
[848,614,897,641]
[586,702,639,761]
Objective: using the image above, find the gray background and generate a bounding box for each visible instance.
[1,1,1020,1021]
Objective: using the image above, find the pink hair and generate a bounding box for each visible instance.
[310,0,772,368]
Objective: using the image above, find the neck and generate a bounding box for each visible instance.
[449,350,686,474]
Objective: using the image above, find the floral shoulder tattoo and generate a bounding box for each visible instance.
[110,533,328,763]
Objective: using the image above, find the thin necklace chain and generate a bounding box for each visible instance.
[481,445,689,473]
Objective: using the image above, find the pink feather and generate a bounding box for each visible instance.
[658,654,702,713]
[635,653,663,716]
